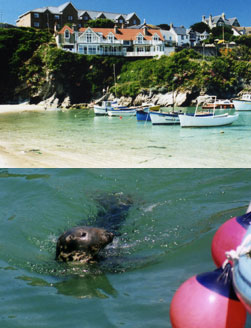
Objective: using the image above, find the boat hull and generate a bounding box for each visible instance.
[179,113,239,127]
[150,112,180,125]
[136,109,151,121]
[107,108,136,117]
[94,105,107,115]
[233,100,251,111]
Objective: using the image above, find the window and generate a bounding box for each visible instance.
[68,16,73,21]
[119,19,124,23]
[34,22,40,27]
[136,35,143,44]
[108,34,114,43]
[84,15,89,21]
[86,32,92,43]
[78,45,87,54]
[181,35,184,40]
[34,13,39,19]
[88,46,96,54]
[54,15,60,20]
[65,30,70,39]
[153,35,159,41]
[133,19,137,25]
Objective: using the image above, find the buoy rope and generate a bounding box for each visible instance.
[223,234,251,268]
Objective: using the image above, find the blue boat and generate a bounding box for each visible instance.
[136,104,161,122]
[136,108,151,121]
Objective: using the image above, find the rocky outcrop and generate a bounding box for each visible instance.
[108,89,198,108]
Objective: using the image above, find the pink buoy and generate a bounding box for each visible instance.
[211,212,251,267]
[170,265,247,328]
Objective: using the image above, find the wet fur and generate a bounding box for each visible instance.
[56,192,133,263]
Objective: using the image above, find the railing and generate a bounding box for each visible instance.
[76,39,123,45]
[132,40,163,45]
[126,51,165,57]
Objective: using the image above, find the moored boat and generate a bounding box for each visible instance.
[179,97,238,127]
[94,101,118,115]
[136,104,160,122]
[232,94,251,111]
[202,97,234,110]
[179,112,239,127]
[150,111,180,125]
[107,106,137,117]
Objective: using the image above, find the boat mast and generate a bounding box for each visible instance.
[113,64,117,98]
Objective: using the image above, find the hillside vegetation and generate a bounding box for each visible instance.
[0,27,250,104]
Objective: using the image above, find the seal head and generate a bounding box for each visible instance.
[56,226,114,263]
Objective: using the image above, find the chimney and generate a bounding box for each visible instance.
[170,23,173,29]
[202,15,206,22]
[72,23,78,32]
[221,12,226,21]
[114,24,118,34]
[209,14,212,28]
[143,25,148,35]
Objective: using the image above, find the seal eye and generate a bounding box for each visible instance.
[81,232,87,238]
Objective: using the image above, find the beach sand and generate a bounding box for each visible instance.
[0,104,58,114]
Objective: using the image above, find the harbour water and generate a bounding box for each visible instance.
[0,169,251,327]
[0,109,251,167]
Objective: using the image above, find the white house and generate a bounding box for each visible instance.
[202,13,240,29]
[55,24,174,57]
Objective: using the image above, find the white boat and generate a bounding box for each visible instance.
[94,101,119,115]
[232,94,251,111]
[150,111,180,125]
[179,96,239,127]
[107,107,137,117]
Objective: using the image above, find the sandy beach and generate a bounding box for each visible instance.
[0,103,59,114]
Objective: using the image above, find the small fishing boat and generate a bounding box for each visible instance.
[94,101,119,115]
[150,110,180,125]
[202,97,234,110]
[232,94,251,111]
[136,104,160,122]
[107,106,137,117]
[179,97,238,127]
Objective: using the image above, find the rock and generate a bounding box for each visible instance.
[133,93,151,105]
[61,96,71,108]
[195,94,215,105]
[175,91,190,106]
[118,96,133,106]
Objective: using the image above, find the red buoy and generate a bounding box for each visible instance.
[211,212,251,267]
[170,265,247,328]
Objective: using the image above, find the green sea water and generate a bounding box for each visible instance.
[0,109,251,167]
[0,169,250,327]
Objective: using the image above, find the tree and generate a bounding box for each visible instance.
[157,24,170,30]
[211,25,233,41]
[84,19,115,28]
[190,22,210,33]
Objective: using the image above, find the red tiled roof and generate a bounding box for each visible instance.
[59,25,74,34]
[58,26,164,41]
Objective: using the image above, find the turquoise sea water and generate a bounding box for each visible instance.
[0,169,251,327]
[0,109,251,167]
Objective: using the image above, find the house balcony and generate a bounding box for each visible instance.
[76,39,124,45]
[126,51,165,57]
[133,40,163,45]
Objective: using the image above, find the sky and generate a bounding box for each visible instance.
[0,0,250,27]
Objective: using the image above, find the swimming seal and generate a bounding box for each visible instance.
[56,226,114,263]
[56,192,133,263]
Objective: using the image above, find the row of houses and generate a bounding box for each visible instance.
[16,2,140,30]
[16,2,250,58]
[55,23,212,57]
